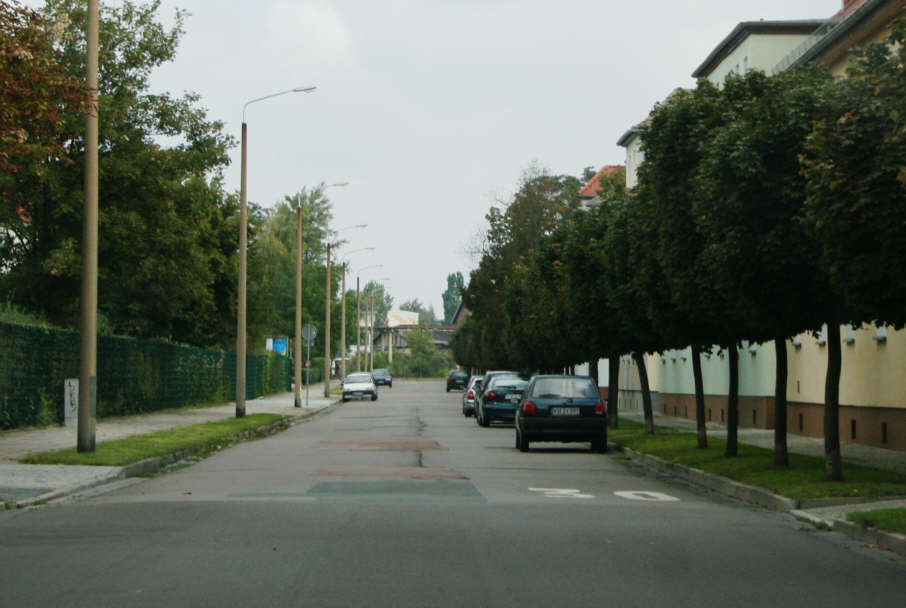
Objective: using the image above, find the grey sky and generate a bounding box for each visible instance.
[63,1,848,314]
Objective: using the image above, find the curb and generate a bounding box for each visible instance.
[831,519,906,558]
[612,442,906,558]
[614,444,798,511]
[9,410,323,510]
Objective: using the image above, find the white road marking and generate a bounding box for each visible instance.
[614,491,680,502]
[529,488,594,499]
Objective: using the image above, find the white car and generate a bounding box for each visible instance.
[342,372,378,402]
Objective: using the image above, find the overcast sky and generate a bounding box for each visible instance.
[91,1,845,315]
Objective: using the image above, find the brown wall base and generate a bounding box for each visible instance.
[659,394,775,430]
[657,393,905,452]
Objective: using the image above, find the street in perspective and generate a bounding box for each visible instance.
[1,382,905,607]
[3,0,906,606]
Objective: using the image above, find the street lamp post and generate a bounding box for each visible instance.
[295,182,347,408]
[237,85,315,418]
[323,224,366,398]
[335,249,374,382]
[355,264,383,371]
[78,0,99,452]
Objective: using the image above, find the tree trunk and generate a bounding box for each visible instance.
[774,336,789,467]
[589,360,599,385]
[608,354,620,430]
[633,352,654,434]
[825,320,842,481]
[725,345,739,457]
[691,344,707,449]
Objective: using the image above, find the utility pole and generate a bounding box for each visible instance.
[324,242,332,398]
[294,200,303,407]
[78,0,99,452]
[340,263,347,381]
[356,277,361,372]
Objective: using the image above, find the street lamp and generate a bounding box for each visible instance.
[336,248,375,382]
[355,264,383,371]
[324,223,367,398]
[294,181,347,408]
[237,84,316,418]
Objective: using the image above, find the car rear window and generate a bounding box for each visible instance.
[345,373,372,383]
[530,378,598,399]
[450,371,468,378]
[489,378,527,391]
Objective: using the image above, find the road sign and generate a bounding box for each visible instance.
[302,324,317,346]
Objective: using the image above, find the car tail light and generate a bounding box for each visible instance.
[595,401,606,415]
[486,391,497,400]
[467,390,474,400]
[522,401,536,415]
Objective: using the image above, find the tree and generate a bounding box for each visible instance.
[695,67,837,466]
[442,272,464,324]
[363,281,392,326]
[0,0,238,349]
[0,0,84,183]
[800,24,906,480]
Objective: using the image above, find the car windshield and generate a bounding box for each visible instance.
[489,377,527,391]
[373,369,390,377]
[450,371,468,378]
[530,377,598,399]
[345,373,372,383]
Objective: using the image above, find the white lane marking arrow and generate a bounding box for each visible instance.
[529,488,594,499]
[614,491,679,502]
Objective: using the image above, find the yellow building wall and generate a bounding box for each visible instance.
[828,26,892,76]
[787,324,906,408]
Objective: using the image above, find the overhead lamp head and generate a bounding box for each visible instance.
[294,85,317,93]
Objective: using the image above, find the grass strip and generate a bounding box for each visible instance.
[846,509,906,535]
[610,419,906,501]
[21,414,286,466]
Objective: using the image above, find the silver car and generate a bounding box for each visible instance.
[461,376,482,417]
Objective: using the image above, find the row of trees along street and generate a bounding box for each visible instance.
[0,0,391,363]
[452,24,906,480]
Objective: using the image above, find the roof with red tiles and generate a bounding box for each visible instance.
[579,165,624,198]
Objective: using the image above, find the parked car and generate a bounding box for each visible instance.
[476,373,526,427]
[446,369,469,391]
[373,368,393,388]
[514,375,606,452]
[341,372,378,402]
[461,376,483,417]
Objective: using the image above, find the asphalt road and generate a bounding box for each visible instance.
[1,380,904,607]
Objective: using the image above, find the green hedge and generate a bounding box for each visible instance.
[0,321,291,430]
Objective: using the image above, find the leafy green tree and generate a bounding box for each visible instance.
[695,67,837,466]
[800,25,906,480]
[441,272,464,324]
[362,281,392,326]
[392,327,452,377]
[636,83,730,446]
[0,0,237,348]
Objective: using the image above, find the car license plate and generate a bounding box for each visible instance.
[551,407,580,416]
[508,395,520,403]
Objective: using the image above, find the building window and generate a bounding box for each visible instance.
[721,409,725,422]
[752,410,757,426]
[851,420,857,440]
[799,413,803,432]
[882,422,888,444]
[708,408,712,421]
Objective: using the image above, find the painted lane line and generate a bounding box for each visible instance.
[529,488,595,499]
[614,490,680,502]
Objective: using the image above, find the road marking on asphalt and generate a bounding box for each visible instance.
[529,488,594,499]
[614,491,680,502]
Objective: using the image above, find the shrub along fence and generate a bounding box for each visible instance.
[0,321,293,430]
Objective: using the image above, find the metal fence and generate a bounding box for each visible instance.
[0,321,292,430]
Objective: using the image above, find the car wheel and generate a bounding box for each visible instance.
[517,430,529,452]
[371,393,378,401]
[341,396,348,402]
[479,410,490,427]
[592,431,608,453]
[514,429,520,449]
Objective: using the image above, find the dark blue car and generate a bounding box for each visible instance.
[515,375,606,452]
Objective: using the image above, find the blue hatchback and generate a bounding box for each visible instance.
[515,375,606,452]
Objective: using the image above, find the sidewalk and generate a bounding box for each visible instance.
[618,409,906,556]
[0,384,335,509]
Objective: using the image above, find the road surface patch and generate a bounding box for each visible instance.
[320,436,446,451]
[306,480,485,504]
[313,466,466,480]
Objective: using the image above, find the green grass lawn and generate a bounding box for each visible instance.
[847,509,906,535]
[22,414,286,466]
[609,419,906,501]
